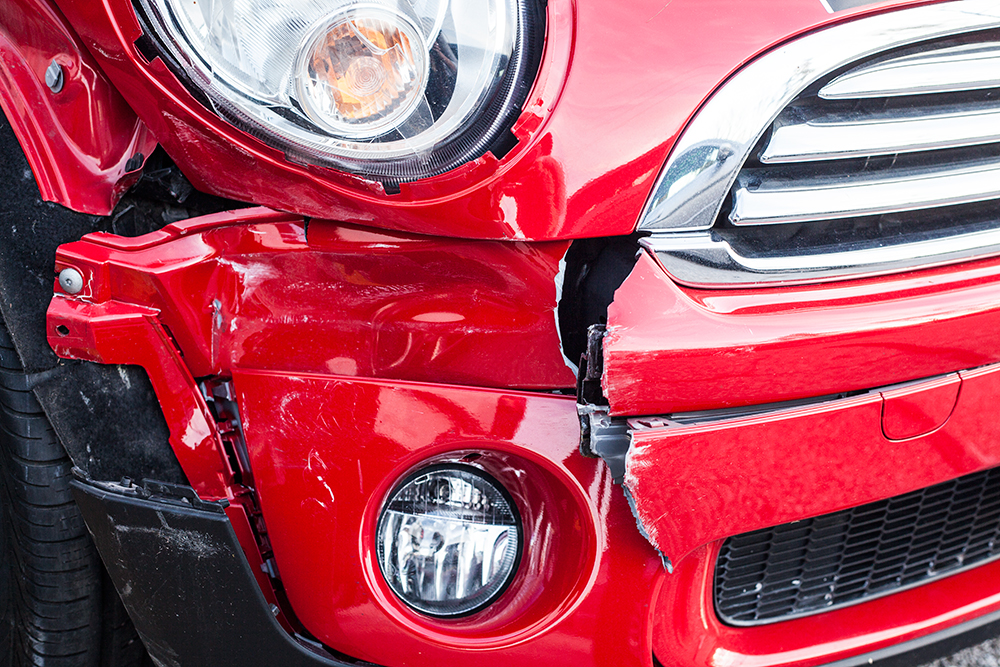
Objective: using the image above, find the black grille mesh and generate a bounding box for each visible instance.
[714,466,1000,625]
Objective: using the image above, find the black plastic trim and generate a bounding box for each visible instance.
[652,609,1000,667]
[822,608,1000,667]
[70,475,367,667]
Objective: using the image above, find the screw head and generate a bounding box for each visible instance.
[58,268,84,294]
[44,61,64,93]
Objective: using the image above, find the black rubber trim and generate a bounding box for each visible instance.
[70,476,365,667]
[822,608,1000,666]
[653,609,1000,667]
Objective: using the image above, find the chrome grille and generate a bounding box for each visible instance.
[733,40,1000,228]
[636,2,1000,287]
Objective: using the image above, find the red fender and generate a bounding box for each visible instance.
[0,0,155,215]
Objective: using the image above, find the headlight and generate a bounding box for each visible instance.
[134,0,543,185]
[376,465,521,617]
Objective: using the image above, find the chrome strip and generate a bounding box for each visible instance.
[760,105,1000,163]
[730,161,1000,226]
[640,229,1000,287]
[636,1,1000,232]
[820,41,1000,99]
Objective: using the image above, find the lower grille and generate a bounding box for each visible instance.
[714,466,1000,625]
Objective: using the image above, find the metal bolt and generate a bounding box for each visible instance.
[58,268,84,294]
[44,61,64,93]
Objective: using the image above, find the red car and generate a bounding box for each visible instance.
[2,0,1000,664]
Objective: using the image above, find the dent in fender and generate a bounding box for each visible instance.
[44,210,664,667]
[48,209,577,390]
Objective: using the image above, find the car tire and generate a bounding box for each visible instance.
[0,321,150,667]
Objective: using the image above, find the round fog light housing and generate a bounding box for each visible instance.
[376,465,521,617]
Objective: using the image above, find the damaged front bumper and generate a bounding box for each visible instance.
[46,213,1000,667]
[71,467,1000,667]
[583,248,1000,665]
[45,211,661,667]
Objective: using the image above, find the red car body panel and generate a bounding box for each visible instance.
[47,0,921,240]
[0,0,155,215]
[604,251,1000,415]
[1,0,997,663]
[48,209,576,390]
[236,371,662,667]
[624,364,1000,565]
[42,210,664,664]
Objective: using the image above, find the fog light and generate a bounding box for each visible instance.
[376,465,521,617]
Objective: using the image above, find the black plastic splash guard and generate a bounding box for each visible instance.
[70,475,364,667]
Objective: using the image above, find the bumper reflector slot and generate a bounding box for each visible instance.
[714,466,1000,625]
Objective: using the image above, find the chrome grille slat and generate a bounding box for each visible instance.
[819,42,1000,99]
[760,105,1000,164]
[635,2,1000,236]
[640,226,1000,288]
[731,161,1000,226]
[734,35,1000,243]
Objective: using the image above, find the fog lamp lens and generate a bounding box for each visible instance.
[297,7,428,138]
[376,465,521,617]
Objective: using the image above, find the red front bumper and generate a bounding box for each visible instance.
[45,211,1000,666]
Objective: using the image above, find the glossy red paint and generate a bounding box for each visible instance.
[654,540,1000,667]
[604,251,1000,416]
[234,370,663,667]
[0,0,155,215]
[50,208,576,390]
[23,0,1000,661]
[623,363,1000,566]
[881,373,961,441]
[44,212,670,665]
[50,0,922,239]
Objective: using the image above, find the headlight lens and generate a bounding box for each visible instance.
[376,465,521,617]
[295,8,428,138]
[135,0,542,185]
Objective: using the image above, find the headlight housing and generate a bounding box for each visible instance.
[376,465,522,617]
[134,0,544,186]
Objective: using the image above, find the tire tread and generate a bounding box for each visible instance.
[0,321,150,667]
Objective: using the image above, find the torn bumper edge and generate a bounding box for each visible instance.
[592,361,1000,567]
